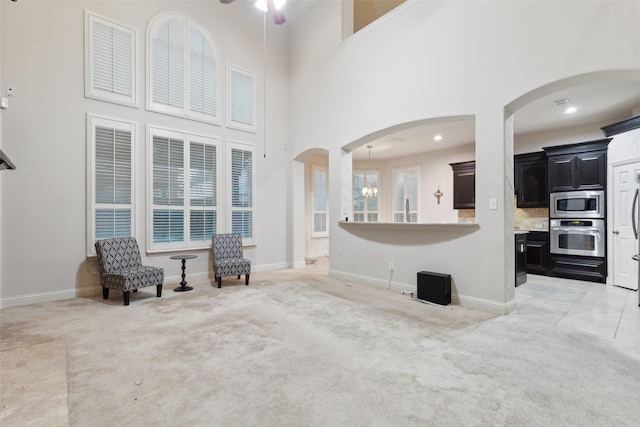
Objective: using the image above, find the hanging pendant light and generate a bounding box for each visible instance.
[362,145,378,199]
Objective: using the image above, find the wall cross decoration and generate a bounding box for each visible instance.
[434,187,443,204]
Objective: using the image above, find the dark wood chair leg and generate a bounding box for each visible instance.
[156,284,162,297]
[133,289,138,293]
[102,287,109,300]
[245,274,250,286]
[123,291,130,306]
[237,275,241,279]
[217,276,222,289]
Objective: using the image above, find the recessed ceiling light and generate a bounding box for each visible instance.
[434,134,443,141]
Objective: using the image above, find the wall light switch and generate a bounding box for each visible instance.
[0,97,8,109]
[489,198,498,210]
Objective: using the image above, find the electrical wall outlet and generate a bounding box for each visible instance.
[389,262,394,272]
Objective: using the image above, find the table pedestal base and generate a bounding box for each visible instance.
[170,255,197,293]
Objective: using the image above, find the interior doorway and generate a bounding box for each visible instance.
[294,148,330,266]
[611,160,640,290]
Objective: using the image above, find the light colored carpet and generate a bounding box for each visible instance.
[1,271,639,426]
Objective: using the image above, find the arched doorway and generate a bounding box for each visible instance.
[505,70,640,295]
[293,148,331,270]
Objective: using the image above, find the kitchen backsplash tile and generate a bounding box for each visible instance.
[514,197,548,230]
[458,209,475,224]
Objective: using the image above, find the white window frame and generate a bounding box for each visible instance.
[228,140,256,246]
[146,12,220,124]
[85,11,137,107]
[311,164,329,237]
[227,65,257,133]
[86,114,136,256]
[353,169,379,223]
[392,165,420,223]
[147,126,220,252]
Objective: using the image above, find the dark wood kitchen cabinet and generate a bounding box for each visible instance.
[515,232,527,286]
[514,152,547,208]
[547,254,606,283]
[450,161,475,209]
[544,139,610,192]
[525,231,549,275]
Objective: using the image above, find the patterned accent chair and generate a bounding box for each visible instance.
[95,238,164,306]
[212,233,251,288]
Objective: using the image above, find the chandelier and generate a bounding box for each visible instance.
[362,145,378,199]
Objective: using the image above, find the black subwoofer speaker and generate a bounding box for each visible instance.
[417,271,451,305]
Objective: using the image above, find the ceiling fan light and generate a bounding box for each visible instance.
[255,0,287,12]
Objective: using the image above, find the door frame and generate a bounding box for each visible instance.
[608,156,640,288]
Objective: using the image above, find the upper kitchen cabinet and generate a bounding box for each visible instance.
[514,152,547,208]
[544,139,610,192]
[450,161,475,209]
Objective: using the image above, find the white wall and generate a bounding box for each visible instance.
[352,143,475,223]
[0,1,290,306]
[288,0,640,313]
[514,120,616,154]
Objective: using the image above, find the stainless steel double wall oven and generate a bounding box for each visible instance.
[549,190,605,258]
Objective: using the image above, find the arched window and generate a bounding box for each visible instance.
[147,13,219,123]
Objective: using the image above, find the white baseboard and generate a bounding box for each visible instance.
[1,262,292,309]
[329,270,516,315]
[0,288,81,309]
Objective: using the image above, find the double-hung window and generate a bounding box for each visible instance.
[353,171,379,222]
[393,166,419,223]
[87,115,135,256]
[229,142,256,245]
[148,127,218,251]
[311,165,329,236]
[85,12,137,107]
[148,13,218,123]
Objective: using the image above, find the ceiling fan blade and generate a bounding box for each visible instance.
[219,0,236,4]
[266,0,286,25]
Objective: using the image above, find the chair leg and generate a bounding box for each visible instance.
[156,284,162,297]
[217,276,222,289]
[133,289,138,293]
[102,287,109,300]
[123,291,131,306]
[237,275,241,279]
[245,274,250,286]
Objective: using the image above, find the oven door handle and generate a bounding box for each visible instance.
[632,188,639,239]
[553,227,602,233]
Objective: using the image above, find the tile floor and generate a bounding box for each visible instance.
[0,264,638,426]
[514,274,639,354]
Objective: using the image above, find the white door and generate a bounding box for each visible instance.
[612,161,640,290]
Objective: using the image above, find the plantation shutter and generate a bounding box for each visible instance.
[353,173,365,222]
[406,170,418,223]
[190,142,217,241]
[230,147,254,240]
[93,125,132,241]
[152,18,185,109]
[87,13,135,105]
[92,21,131,96]
[393,171,405,222]
[393,168,418,223]
[152,135,185,243]
[189,26,217,117]
[229,68,254,128]
[312,167,328,234]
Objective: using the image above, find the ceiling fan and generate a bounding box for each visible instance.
[220,0,287,25]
